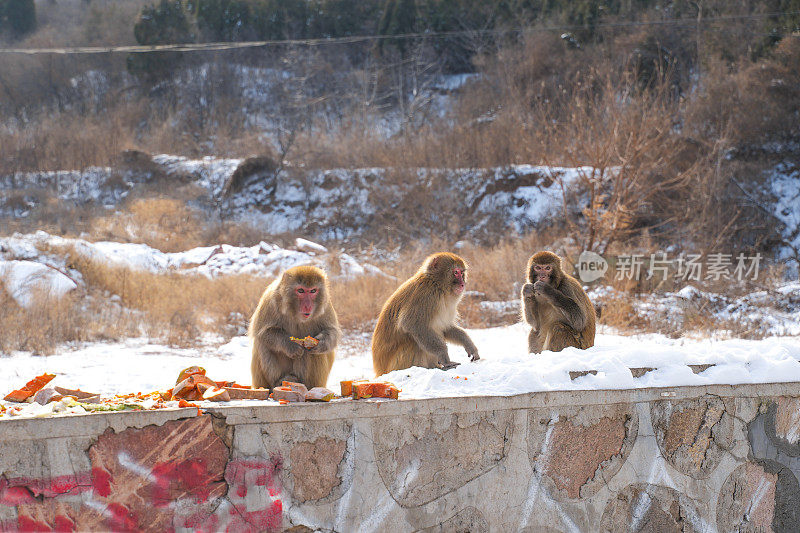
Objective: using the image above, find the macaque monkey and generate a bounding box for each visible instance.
[372,252,480,375]
[521,251,596,353]
[249,265,341,389]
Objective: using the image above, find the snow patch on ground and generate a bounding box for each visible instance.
[0,158,593,241]
[0,260,77,308]
[0,231,385,281]
[589,283,800,338]
[2,326,800,410]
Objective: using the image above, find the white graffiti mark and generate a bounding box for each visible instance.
[745,474,772,523]
[518,422,555,529]
[516,414,580,533]
[361,461,419,533]
[116,451,156,482]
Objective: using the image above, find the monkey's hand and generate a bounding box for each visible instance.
[533,280,554,299]
[307,336,327,354]
[436,361,460,370]
[285,340,306,359]
[463,340,480,362]
[522,283,536,299]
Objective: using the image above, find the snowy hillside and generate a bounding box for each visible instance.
[0,154,588,241]
[0,231,387,308]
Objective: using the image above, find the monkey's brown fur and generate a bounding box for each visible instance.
[521,251,596,353]
[372,252,480,376]
[249,265,341,389]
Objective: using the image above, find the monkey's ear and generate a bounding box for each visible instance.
[429,256,440,270]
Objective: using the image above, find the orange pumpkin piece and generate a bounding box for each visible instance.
[281,381,308,395]
[54,386,98,400]
[272,387,305,403]
[3,389,31,403]
[224,387,269,400]
[290,336,319,349]
[340,379,367,397]
[3,373,56,402]
[353,381,400,400]
[305,387,335,402]
[176,366,207,384]
[200,385,231,402]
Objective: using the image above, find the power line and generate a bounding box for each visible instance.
[0,10,798,55]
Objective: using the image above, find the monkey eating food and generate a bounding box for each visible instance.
[521,251,596,353]
[249,265,341,389]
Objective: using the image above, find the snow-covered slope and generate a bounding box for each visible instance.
[0,155,588,240]
[0,231,385,280]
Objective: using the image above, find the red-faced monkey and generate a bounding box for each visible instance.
[372,252,480,375]
[521,251,596,353]
[249,265,341,389]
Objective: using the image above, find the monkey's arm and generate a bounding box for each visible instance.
[533,281,587,331]
[258,326,305,359]
[308,325,342,354]
[443,327,480,361]
[399,314,457,369]
[521,283,539,330]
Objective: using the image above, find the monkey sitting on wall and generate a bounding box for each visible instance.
[521,251,596,353]
[249,265,341,389]
[372,252,480,375]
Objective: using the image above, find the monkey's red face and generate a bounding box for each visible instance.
[295,285,319,320]
[452,267,466,294]
[533,263,553,283]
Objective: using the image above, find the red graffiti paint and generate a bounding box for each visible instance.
[106,502,138,532]
[16,515,50,533]
[2,455,287,533]
[1,473,95,501]
[91,467,112,498]
[225,502,283,533]
[150,458,215,505]
[0,483,35,506]
[53,514,75,533]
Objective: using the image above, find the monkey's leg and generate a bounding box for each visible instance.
[528,328,543,354]
[252,343,293,389]
[547,323,582,352]
[297,351,335,389]
[272,373,302,389]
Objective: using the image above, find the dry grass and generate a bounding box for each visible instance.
[0,230,783,355]
[65,249,265,345]
[92,198,207,253]
[0,282,137,354]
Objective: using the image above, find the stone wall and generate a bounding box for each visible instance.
[2,383,800,532]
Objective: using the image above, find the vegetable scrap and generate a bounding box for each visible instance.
[1,369,400,421]
[341,380,400,400]
[290,335,320,349]
[4,373,56,402]
[270,381,336,402]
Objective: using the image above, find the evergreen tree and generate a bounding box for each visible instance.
[378,0,417,56]
[0,0,37,38]
[127,0,196,80]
